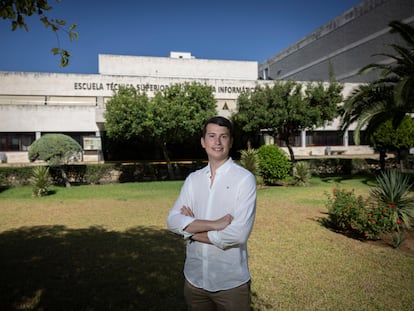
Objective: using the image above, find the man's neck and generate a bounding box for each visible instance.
[209,157,229,178]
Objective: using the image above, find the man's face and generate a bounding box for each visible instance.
[201,123,233,162]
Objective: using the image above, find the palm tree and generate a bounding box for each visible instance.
[340,83,395,144]
[340,21,414,143]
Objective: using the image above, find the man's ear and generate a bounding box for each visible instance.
[200,137,206,148]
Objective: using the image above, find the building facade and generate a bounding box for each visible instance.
[4,0,411,164]
[259,0,414,83]
[0,53,265,163]
[0,52,371,164]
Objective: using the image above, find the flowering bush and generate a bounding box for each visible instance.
[325,170,414,246]
[325,188,365,232]
[354,202,397,239]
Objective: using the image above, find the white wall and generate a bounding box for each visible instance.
[98,54,258,81]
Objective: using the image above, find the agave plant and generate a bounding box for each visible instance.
[239,148,260,176]
[370,170,414,230]
[31,166,52,197]
[292,161,311,186]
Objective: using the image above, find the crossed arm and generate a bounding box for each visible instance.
[180,206,233,244]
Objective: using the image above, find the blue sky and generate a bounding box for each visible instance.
[0,0,362,74]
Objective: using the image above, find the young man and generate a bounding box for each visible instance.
[167,116,257,311]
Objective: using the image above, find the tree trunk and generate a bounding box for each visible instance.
[61,166,71,188]
[283,138,295,163]
[161,142,174,180]
[287,144,295,163]
[398,149,408,172]
[280,129,295,163]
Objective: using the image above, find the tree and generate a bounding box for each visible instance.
[233,80,343,162]
[1,0,78,67]
[150,83,217,164]
[104,83,217,178]
[340,83,395,145]
[104,87,152,141]
[340,21,414,142]
[363,21,414,114]
[28,133,83,187]
[370,115,414,170]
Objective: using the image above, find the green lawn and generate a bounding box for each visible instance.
[0,177,413,310]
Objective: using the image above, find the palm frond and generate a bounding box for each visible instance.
[389,20,414,48]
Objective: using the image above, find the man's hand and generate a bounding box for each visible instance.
[190,214,233,245]
[214,214,234,231]
[180,205,194,217]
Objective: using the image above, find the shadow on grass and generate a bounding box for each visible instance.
[0,225,186,311]
[0,185,11,193]
[316,217,366,241]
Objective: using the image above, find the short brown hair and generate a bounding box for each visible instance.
[202,116,233,138]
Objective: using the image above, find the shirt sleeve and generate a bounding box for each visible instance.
[167,176,195,238]
[208,172,257,250]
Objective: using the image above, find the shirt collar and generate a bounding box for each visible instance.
[206,157,233,176]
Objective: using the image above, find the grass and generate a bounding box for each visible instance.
[0,176,413,310]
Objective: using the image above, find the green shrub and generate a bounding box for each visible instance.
[0,172,9,188]
[30,166,51,197]
[257,145,290,185]
[325,188,365,232]
[292,161,311,186]
[351,158,370,174]
[28,133,83,165]
[85,164,114,184]
[0,166,33,186]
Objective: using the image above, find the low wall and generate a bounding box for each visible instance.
[282,145,375,157]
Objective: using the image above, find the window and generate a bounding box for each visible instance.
[306,131,342,146]
[275,131,302,147]
[0,133,36,151]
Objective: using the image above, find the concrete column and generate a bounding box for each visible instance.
[35,132,41,140]
[301,130,306,147]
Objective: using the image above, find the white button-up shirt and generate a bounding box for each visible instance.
[167,158,257,292]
